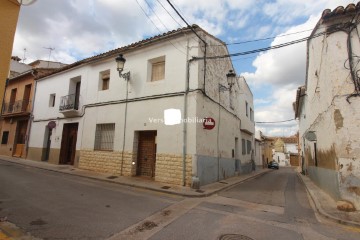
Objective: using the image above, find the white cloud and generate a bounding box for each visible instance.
[13,0,153,64]
[12,0,353,137]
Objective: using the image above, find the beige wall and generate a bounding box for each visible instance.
[0,0,20,109]
[0,119,17,156]
[27,147,61,165]
[4,74,34,104]
[0,73,34,158]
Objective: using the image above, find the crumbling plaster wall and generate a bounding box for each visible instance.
[303,22,360,208]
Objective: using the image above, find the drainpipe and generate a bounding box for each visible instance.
[182,38,190,186]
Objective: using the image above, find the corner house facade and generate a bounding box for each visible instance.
[28,25,255,187]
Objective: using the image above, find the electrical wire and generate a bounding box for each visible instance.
[192,29,337,60]
[134,0,186,55]
[255,119,296,124]
[165,0,206,44]
[225,28,314,46]
[155,0,183,28]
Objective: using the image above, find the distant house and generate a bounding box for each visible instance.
[0,59,65,158]
[28,25,255,187]
[273,138,288,166]
[254,130,266,168]
[295,3,360,209]
[272,136,298,167]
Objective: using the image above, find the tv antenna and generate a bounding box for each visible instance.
[43,47,55,67]
[22,48,27,63]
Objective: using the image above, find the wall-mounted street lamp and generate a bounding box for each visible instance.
[115,54,130,81]
[219,69,236,92]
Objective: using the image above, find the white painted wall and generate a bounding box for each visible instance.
[29,28,255,185]
[285,143,297,154]
[299,16,360,208]
[273,152,288,166]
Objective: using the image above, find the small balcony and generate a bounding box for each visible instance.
[2,100,31,117]
[59,94,81,117]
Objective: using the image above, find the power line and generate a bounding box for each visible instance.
[165,0,206,44]
[192,29,330,60]
[225,28,313,46]
[134,0,186,55]
[155,0,183,28]
[255,119,296,124]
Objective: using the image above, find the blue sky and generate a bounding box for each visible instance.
[12,0,355,136]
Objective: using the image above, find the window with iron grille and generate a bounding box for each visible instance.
[247,140,252,154]
[94,123,115,151]
[242,139,246,155]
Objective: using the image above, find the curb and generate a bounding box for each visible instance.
[0,157,270,198]
[297,172,360,228]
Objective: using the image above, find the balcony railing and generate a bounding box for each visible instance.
[59,94,80,111]
[2,100,31,115]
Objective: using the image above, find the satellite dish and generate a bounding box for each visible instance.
[17,0,37,5]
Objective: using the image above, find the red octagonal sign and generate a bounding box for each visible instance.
[203,117,215,130]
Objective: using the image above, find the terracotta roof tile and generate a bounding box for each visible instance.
[36,25,216,80]
[321,2,360,20]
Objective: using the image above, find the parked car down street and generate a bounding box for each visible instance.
[268,161,279,169]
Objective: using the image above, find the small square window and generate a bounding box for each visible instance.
[100,70,110,91]
[1,131,9,144]
[94,123,115,151]
[149,56,165,82]
[49,94,56,107]
[151,61,165,81]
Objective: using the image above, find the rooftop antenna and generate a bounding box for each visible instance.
[43,47,55,67]
[22,48,27,63]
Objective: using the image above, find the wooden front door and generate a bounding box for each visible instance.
[137,131,157,178]
[59,123,78,165]
[13,120,28,158]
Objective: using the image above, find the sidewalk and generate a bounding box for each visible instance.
[0,156,269,198]
[298,172,360,228]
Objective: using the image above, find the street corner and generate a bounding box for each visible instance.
[0,220,39,240]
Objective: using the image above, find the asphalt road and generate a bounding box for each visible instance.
[147,167,360,240]
[0,160,181,239]
[1,161,360,240]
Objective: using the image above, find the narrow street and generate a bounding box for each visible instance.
[0,160,182,239]
[1,160,359,240]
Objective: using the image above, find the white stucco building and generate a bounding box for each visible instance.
[28,25,255,187]
[254,130,264,168]
[295,3,360,209]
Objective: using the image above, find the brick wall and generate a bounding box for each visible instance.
[155,153,192,186]
[79,150,193,186]
[79,150,134,176]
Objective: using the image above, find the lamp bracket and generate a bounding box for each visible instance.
[219,83,231,92]
[119,71,130,81]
